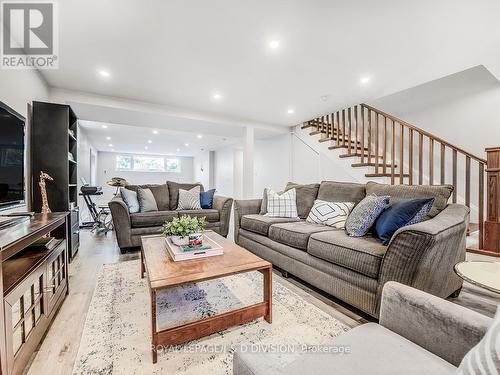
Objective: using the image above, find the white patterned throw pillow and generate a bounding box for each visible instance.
[265,188,298,218]
[306,200,355,229]
[457,306,500,374]
[176,186,201,210]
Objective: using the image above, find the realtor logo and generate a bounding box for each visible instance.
[1,1,58,69]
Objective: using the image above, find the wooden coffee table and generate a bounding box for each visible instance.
[140,230,272,363]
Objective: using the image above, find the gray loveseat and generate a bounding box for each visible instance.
[234,181,469,318]
[233,281,492,374]
[109,181,233,251]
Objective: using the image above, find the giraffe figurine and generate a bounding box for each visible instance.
[39,171,54,214]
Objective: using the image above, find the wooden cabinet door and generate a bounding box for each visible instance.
[45,242,68,316]
[4,266,46,375]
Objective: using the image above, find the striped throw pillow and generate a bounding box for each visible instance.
[176,186,201,210]
[306,200,355,229]
[264,188,298,218]
[457,306,500,374]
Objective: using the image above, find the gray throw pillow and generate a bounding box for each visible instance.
[176,186,201,210]
[120,187,140,213]
[137,188,159,212]
[345,194,390,237]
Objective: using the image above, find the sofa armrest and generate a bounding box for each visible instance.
[108,197,132,249]
[233,199,262,242]
[212,195,233,237]
[380,281,492,366]
[378,204,469,307]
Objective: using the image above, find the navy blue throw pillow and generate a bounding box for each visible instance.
[374,198,435,245]
[200,189,216,209]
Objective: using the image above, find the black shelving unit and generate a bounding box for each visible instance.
[30,101,80,261]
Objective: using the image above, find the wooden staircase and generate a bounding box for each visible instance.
[301,103,500,256]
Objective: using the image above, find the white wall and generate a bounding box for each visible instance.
[96,151,194,200]
[213,147,240,198]
[193,150,214,190]
[254,134,292,195]
[77,126,98,222]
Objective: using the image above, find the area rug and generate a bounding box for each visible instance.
[72,259,349,374]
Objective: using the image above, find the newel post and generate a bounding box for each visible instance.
[484,147,500,256]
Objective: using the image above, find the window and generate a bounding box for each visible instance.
[166,159,181,173]
[115,155,181,173]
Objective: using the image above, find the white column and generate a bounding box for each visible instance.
[242,126,255,198]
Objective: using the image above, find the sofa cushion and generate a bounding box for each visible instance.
[137,188,159,212]
[177,209,220,222]
[167,181,204,210]
[279,323,456,375]
[240,214,300,236]
[317,181,366,204]
[269,221,335,250]
[366,181,453,218]
[130,211,178,228]
[284,182,320,219]
[125,184,170,211]
[308,230,388,278]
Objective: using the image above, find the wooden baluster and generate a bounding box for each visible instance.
[452,149,457,203]
[367,109,372,162]
[429,138,434,185]
[375,113,379,174]
[399,123,404,184]
[408,129,413,185]
[440,143,446,184]
[360,107,365,163]
[382,117,387,175]
[353,106,358,155]
[342,109,346,147]
[419,133,423,185]
[465,156,471,208]
[330,113,334,140]
[479,162,484,249]
[347,108,352,154]
[336,111,341,146]
[391,119,395,184]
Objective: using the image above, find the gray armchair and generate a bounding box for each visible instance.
[233,282,492,374]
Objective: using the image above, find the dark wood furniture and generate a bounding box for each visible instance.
[0,213,69,375]
[30,101,79,261]
[483,147,500,256]
[140,230,272,364]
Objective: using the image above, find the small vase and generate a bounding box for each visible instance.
[170,235,189,246]
[189,232,203,247]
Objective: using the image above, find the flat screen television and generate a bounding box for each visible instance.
[0,102,25,209]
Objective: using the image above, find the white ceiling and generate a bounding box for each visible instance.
[42,0,500,127]
[79,120,241,156]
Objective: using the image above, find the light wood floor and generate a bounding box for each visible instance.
[24,230,500,374]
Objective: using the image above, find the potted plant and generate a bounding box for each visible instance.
[162,215,206,246]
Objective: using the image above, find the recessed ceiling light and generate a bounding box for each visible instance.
[184,143,189,147]
[153,130,158,134]
[147,140,152,144]
[197,134,202,139]
[101,125,108,129]
[99,70,111,78]
[212,93,222,100]
[176,148,181,152]
[360,76,371,85]
[287,108,295,115]
[269,40,280,49]
[106,136,111,140]
[108,143,113,147]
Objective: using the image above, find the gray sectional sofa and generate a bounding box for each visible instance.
[109,182,233,251]
[234,181,469,318]
[233,281,492,374]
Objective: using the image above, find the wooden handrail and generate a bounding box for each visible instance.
[361,103,487,164]
[303,101,492,256]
